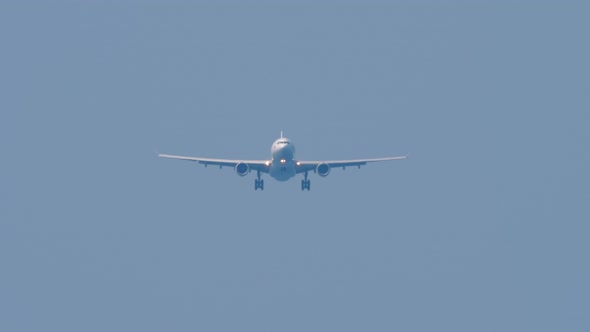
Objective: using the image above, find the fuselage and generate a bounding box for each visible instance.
[270,137,297,181]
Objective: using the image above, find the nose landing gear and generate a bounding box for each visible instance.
[301,171,311,191]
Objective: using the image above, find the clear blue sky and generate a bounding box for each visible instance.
[1,1,589,331]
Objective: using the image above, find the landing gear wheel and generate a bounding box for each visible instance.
[301,179,311,191]
[301,171,311,191]
[255,171,264,191]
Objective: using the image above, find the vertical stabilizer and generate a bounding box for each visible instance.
[280,131,283,138]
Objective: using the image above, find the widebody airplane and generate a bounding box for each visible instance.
[159,132,406,190]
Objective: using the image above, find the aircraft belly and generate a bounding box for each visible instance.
[270,163,296,181]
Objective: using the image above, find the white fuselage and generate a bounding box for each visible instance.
[270,137,297,181]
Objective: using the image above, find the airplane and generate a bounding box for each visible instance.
[158,132,407,191]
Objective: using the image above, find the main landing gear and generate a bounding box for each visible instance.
[301,171,311,191]
[254,170,264,191]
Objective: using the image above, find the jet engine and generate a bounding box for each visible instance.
[316,163,330,177]
[235,162,250,176]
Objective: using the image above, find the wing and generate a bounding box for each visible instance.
[296,156,407,174]
[158,153,271,173]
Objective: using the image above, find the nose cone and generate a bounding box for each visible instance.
[271,138,295,159]
[280,144,294,159]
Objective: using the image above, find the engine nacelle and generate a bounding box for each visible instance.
[316,163,330,177]
[235,162,250,176]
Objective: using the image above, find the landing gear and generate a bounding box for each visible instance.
[301,180,310,191]
[255,171,264,191]
[301,171,311,191]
